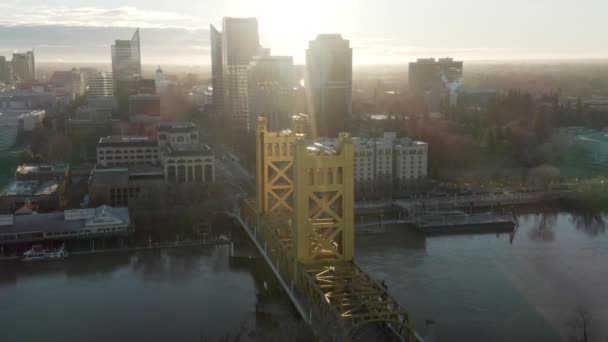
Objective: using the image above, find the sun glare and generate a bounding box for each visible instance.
[230,0,354,60]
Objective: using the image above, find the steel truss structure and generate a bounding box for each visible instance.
[245,116,416,341]
[301,262,415,340]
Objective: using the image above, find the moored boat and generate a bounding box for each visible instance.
[22,244,67,262]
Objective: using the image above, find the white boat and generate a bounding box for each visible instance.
[22,244,67,262]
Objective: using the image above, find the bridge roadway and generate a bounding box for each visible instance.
[230,201,426,342]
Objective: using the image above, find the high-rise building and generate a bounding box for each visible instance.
[11,51,36,82]
[0,56,12,84]
[129,94,160,118]
[221,17,261,132]
[408,57,463,111]
[210,25,224,117]
[306,34,352,138]
[111,29,142,82]
[89,72,114,97]
[49,68,86,102]
[248,55,294,131]
[86,72,117,119]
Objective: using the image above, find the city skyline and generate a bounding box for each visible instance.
[1,1,607,65]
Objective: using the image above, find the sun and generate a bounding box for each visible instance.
[228,0,354,61]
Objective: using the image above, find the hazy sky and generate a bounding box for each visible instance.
[0,0,607,65]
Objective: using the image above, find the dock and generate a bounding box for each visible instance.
[0,236,233,261]
[413,212,516,234]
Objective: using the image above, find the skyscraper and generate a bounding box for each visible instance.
[87,72,117,119]
[11,51,36,82]
[89,72,114,97]
[111,28,142,82]
[248,55,294,131]
[221,17,261,132]
[210,25,224,118]
[306,34,352,138]
[49,68,86,101]
[0,56,11,84]
[408,57,463,111]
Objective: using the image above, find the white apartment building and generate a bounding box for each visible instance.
[394,138,428,183]
[321,132,428,193]
[352,138,374,183]
[374,138,394,181]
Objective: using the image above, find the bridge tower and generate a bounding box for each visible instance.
[256,116,305,214]
[293,133,355,263]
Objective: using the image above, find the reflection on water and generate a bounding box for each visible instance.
[570,212,606,237]
[527,213,557,241]
[356,210,608,342]
[0,244,307,342]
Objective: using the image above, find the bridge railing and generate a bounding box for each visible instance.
[234,201,311,323]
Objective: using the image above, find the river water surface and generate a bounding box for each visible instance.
[357,211,608,341]
[1,211,607,341]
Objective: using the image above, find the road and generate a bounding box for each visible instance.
[214,154,256,207]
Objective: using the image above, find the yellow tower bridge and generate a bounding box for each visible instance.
[233,116,423,341]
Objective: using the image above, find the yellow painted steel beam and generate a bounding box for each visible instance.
[293,133,355,264]
[251,116,415,341]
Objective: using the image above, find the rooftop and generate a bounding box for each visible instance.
[98,136,157,148]
[324,133,427,150]
[158,121,197,133]
[0,205,129,235]
[89,168,129,187]
[16,163,69,176]
[0,179,61,197]
[165,143,213,157]
[307,142,338,156]
[0,110,45,124]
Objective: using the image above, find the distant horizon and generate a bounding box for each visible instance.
[32,57,608,68]
[1,1,607,66]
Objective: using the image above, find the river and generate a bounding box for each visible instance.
[1,211,607,341]
[357,211,608,341]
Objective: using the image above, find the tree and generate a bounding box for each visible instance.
[17,149,34,164]
[532,108,551,143]
[486,130,497,151]
[526,164,560,189]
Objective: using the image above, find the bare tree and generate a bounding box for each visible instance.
[566,306,591,342]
